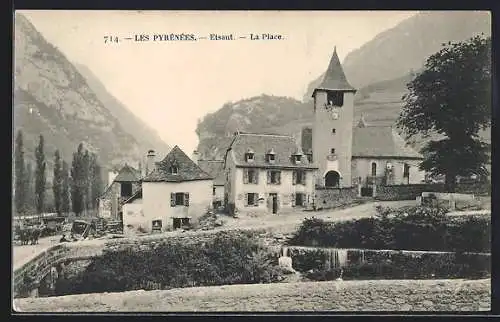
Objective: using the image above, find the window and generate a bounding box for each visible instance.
[267,170,281,185]
[294,155,302,164]
[403,163,410,178]
[330,148,336,154]
[266,149,276,163]
[295,193,305,207]
[246,152,254,162]
[371,162,377,177]
[306,153,313,163]
[170,166,178,174]
[293,170,306,185]
[246,193,258,206]
[213,186,216,196]
[332,128,336,134]
[327,91,344,107]
[121,182,132,198]
[170,192,190,207]
[244,168,258,184]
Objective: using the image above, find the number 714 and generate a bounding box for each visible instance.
[104,36,119,43]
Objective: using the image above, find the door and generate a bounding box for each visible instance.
[270,193,278,214]
[173,218,181,230]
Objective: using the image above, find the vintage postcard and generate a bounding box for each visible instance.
[12,10,491,313]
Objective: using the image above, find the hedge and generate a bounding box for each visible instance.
[54,230,284,296]
[287,206,490,252]
[286,247,490,280]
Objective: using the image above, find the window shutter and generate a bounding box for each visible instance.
[184,193,190,206]
[254,193,259,206]
[246,193,249,206]
[243,169,249,184]
[302,171,307,185]
[277,171,281,184]
[291,193,296,207]
[170,193,176,207]
[254,170,259,184]
[267,171,271,184]
[292,171,297,185]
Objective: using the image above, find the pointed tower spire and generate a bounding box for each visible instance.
[313,47,356,96]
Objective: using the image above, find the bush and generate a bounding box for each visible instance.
[55,231,283,296]
[288,206,490,252]
[297,250,491,281]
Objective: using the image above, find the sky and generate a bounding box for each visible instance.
[20,10,417,155]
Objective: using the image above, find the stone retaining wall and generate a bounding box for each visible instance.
[314,187,358,210]
[375,182,490,201]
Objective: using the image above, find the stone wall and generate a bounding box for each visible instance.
[375,182,490,201]
[313,187,358,210]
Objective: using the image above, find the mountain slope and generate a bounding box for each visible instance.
[75,63,171,159]
[303,11,491,101]
[13,13,147,169]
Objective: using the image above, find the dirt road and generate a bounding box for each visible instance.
[12,200,415,269]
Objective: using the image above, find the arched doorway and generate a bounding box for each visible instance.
[325,171,340,188]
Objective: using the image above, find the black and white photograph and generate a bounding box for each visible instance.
[12,10,492,312]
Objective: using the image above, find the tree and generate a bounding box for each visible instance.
[397,35,491,192]
[90,154,103,210]
[52,150,63,215]
[71,143,85,216]
[35,135,47,214]
[14,130,25,215]
[82,150,92,212]
[25,162,34,215]
[61,160,71,214]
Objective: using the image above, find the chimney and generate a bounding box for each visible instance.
[192,150,200,165]
[146,150,156,175]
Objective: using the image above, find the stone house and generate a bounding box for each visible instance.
[195,158,225,209]
[121,145,213,232]
[223,132,317,215]
[98,164,141,221]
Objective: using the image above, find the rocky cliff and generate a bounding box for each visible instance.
[13,13,167,169]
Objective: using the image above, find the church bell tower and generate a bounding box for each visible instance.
[312,47,357,188]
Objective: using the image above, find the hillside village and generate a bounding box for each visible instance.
[95,49,433,234]
[13,12,491,312]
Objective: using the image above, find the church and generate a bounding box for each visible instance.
[308,47,425,190]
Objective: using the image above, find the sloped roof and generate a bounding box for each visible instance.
[143,145,213,182]
[227,132,318,169]
[313,48,356,96]
[114,164,141,182]
[352,126,423,159]
[197,160,225,186]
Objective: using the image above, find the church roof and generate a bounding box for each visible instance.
[352,126,424,159]
[197,159,225,186]
[226,132,317,169]
[143,145,213,182]
[114,164,141,182]
[313,47,356,96]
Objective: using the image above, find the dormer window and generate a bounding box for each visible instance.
[294,154,302,164]
[245,148,255,163]
[170,165,178,174]
[266,148,276,164]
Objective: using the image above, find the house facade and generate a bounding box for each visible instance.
[223,132,317,215]
[196,158,225,209]
[98,164,141,221]
[122,145,213,233]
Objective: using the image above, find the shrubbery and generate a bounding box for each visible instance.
[293,250,491,281]
[288,206,490,252]
[55,231,283,296]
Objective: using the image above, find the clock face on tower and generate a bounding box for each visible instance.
[331,111,339,120]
